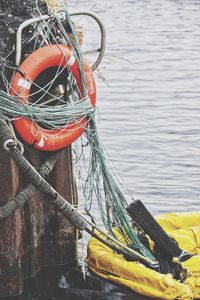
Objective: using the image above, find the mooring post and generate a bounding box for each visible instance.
[28,147,77,297]
[0,148,23,297]
[0,146,77,298]
[43,147,78,295]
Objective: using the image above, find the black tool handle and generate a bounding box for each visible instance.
[127,200,183,258]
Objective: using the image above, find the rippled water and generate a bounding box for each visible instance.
[67,0,200,216]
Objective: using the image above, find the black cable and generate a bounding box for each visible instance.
[0,151,61,219]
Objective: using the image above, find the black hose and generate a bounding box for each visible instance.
[0,152,60,219]
[9,145,88,230]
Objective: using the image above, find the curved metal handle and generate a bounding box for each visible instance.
[16,15,50,66]
[15,11,106,71]
[70,11,106,71]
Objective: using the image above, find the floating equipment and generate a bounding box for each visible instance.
[87,212,200,299]
[10,44,96,151]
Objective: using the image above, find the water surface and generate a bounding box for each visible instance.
[67,0,200,215]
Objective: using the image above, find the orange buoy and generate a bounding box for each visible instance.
[10,45,96,151]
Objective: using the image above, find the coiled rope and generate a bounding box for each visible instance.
[0,90,95,130]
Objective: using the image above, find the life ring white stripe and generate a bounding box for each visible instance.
[18,78,31,90]
[68,53,75,66]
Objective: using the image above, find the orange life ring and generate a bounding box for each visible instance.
[10,45,96,151]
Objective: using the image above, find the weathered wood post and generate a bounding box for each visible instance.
[0,1,77,297]
[0,149,23,297]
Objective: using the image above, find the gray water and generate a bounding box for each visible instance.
[67,0,200,216]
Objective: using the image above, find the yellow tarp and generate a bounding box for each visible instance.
[87,212,200,299]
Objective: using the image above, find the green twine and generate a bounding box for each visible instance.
[81,118,156,261]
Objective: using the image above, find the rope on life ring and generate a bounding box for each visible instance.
[10,44,96,151]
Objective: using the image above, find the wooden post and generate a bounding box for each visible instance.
[0,146,77,298]
[45,147,77,268]
[0,148,23,297]
[0,1,77,297]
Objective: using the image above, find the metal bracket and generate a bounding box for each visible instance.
[70,11,106,71]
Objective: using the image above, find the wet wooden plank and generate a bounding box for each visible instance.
[44,147,77,268]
